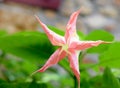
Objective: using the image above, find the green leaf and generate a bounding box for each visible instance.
[0,31,54,62]
[103,67,120,88]
[89,76,103,88]
[81,79,90,88]
[0,79,6,84]
[26,81,47,88]
[0,30,8,36]
[85,30,114,53]
[99,42,120,68]
[77,30,85,40]
[85,30,114,41]
[0,81,47,88]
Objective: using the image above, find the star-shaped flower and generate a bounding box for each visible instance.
[34,8,109,87]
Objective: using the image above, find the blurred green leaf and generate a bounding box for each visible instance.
[0,30,8,37]
[0,31,54,62]
[0,81,47,88]
[103,67,120,88]
[99,42,120,68]
[89,76,103,88]
[77,30,86,40]
[85,30,114,41]
[0,79,6,84]
[81,79,90,88]
[85,30,114,53]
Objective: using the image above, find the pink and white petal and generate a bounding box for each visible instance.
[65,8,82,41]
[68,50,80,83]
[35,15,65,46]
[37,48,66,72]
[68,35,80,46]
[70,40,110,50]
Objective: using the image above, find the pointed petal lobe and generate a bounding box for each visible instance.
[35,15,65,46]
[68,50,80,84]
[65,8,82,42]
[37,48,66,72]
[70,40,110,50]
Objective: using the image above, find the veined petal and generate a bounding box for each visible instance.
[68,50,80,84]
[37,48,66,72]
[35,15,65,46]
[65,8,82,42]
[70,40,110,50]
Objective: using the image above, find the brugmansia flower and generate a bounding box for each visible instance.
[34,8,109,88]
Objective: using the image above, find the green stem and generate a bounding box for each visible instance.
[74,75,77,88]
[74,75,80,88]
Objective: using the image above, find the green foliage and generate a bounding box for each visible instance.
[99,42,120,68]
[103,67,120,88]
[0,31,54,62]
[81,67,120,88]
[0,30,8,36]
[0,80,47,88]
[89,76,103,88]
[0,27,119,88]
[85,30,114,41]
[80,30,115,71]
[85,30,114,53]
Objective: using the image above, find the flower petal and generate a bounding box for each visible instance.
[70,40,110,50]
[65,8,82,42]
[68,50,80,84]
[35,15,65,46]
[37,48,66,72]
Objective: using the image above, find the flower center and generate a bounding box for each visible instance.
[61,44,71,55]
[62,44,68,51]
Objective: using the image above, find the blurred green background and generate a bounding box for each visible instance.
[0,0,120,88]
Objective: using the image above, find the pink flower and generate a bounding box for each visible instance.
[34,8,109,86]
